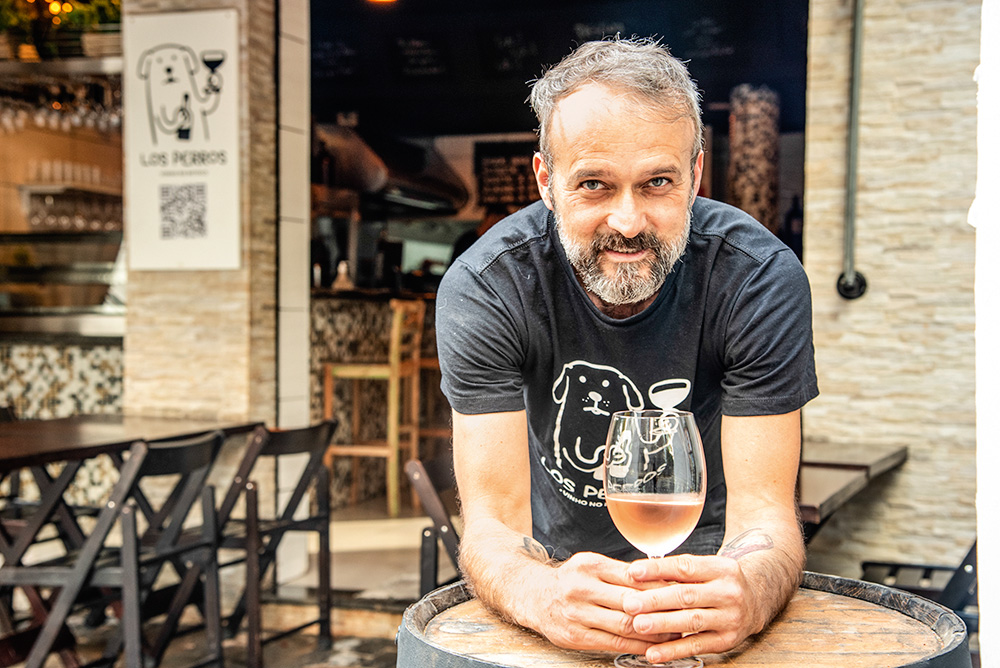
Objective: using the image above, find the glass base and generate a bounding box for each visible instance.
[614,654,704,668]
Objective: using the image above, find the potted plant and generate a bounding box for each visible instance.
[0,0,122,59]
[77,0,122,57]
[0,0,33,59]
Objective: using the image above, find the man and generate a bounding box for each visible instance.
[435,37,817,664]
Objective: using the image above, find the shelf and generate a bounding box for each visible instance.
[0,57,122,77]
[0,231,122,244]
[0,263,117,285]
[0,305,125,341]
[19,182,122,198]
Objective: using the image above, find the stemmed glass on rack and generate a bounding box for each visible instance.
[603,409,707,668]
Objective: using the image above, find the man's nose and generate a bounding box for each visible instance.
[606,192,646,238]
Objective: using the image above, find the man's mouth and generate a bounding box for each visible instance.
[602,248,650,263]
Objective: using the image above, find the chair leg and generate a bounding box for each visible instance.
[120,505,143,668]
[202,487,223,666]
[317,468,332,650]
[419,526,439,597]
[410,372,422,509]
[386,376,401,518]
[246,481,263,668]
[322,364,334,420]
[350,378,362,506]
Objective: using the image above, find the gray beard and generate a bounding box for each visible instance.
[556,208,692,306]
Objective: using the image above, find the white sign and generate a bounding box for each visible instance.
[124,9,241,270]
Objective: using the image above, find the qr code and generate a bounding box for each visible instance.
[160,183,207,239]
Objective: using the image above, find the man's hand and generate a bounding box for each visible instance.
[621,553,760,664]
[522,551,681,654]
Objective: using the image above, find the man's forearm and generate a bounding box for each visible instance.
[458,516,556,629]
[719,524,805,634]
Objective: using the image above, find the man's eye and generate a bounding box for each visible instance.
[649,177,672,187]
[581,180,603,191]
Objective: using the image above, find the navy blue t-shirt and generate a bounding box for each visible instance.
[436,198,818,561]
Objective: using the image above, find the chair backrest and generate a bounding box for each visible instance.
[938,541,978,611]
[388,299,426,370]
[129,430,225,551]
[405,450,460,571]
[218,421,335,527]
[1,406,19,497]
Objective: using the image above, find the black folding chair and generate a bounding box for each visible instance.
[0,406,22,519]
[0,430,225,668]
[0,406,18,636]
[862,540,978,633]
[404,450,461,596]
[215,420,335,668]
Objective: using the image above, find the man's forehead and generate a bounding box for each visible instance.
[552,83,693,126]
[546,86,699,168]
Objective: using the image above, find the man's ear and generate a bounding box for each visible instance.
[691,149,705,199]
[532,152,554,211]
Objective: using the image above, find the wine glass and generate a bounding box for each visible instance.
[603,409,707,668]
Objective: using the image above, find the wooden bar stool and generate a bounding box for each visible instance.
[323,298,425,517]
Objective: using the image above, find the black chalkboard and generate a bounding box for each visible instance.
[312,38,360,80]
[475,141,540,206]
[392,35,450,79]
[478,28,541,78]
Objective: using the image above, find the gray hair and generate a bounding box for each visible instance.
[529,37,703,173]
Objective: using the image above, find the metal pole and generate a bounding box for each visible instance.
[838,0,868,299]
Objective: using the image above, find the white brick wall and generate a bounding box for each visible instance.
[803,0,979,576]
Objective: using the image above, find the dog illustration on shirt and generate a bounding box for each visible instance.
[551,360,644,481]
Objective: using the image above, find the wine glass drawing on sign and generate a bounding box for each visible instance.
[603,409,707,668]
[201,50,226,94]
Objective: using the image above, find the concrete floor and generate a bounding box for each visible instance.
[330,495,457,601]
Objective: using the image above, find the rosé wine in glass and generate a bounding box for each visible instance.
[605,492,704,559]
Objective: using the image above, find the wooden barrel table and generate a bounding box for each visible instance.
[397,572,971,667]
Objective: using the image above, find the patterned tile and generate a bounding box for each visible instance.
[0,342,123,504]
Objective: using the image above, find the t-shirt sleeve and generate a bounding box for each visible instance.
[719,249,819,416]
[435,260,528,415]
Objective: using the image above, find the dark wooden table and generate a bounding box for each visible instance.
[0,413,261,471]
[802,441,909,479]
[797,442,908,539]
[0,414,261,668]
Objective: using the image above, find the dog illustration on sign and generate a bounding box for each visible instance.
[137,43,225,144]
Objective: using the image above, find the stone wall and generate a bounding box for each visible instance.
[802,0,979,576]
[122,0,276,424]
